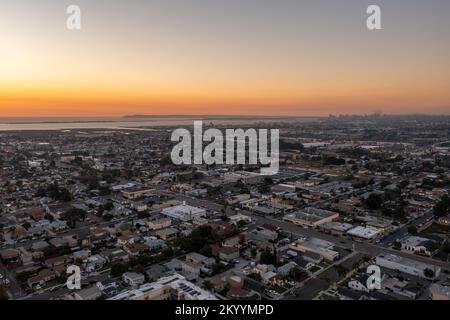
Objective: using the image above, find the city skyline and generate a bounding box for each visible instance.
[1,0,450,117]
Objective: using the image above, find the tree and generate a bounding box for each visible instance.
[104,202,114,211]
[103,213,114,221]
[110,263,129,277]
[408,226,418,236]
[393,241,402,250]
[335,265,349,277]
[0,285,9,300]
[433,196,450,217]
[237,220,248,228]
[162,247,174,259]
[176,225,222,254]
[324,156,346,166]
[61,208,87,223]
[260,250,276,265]
[238,234,246,246]
[16,271,33,283]
[424,268,434,279]
[248,272,262,282]
[365,193,384,210]
[399,180,409,189]
[287,267,307,282]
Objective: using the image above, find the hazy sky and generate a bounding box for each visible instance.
[0,0,449,116]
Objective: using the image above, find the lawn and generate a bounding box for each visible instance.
[308,265,322,273]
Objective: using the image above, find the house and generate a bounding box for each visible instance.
[246,227,277,248]
[102,248,129,263]
[27,269,56,289]
[229,214,252,226]
[49,220,68,232]
[144,236,167,251]
[253,264,276,275]
[49,236,77,248]
[261,271,282,285]
[145,265,167,282]
[154,227,178,241]
[85,254,107,272]
[429,284,450,300]
[31,241,50,252]
[180,259,202,276]
[226,287,260,300]
[121,187,155,200]
[73,249,91,261]
[348,274,370,293]
[294,257,314,271]
[218,246,239,262]
[124,243,148,257]
[30,210,45,221]
[117,234,134,246]
[131,201,148,212]
[0,249,21,267]
[147,218,171,230]
[74,286,103,300]
[96,280,121,297]
[185,252,214,266]
[277,262,298,277]
[45,255,68,268]
[122,272,145,288]
[209,277,227,292]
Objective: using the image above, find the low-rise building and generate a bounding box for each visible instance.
[289,237,339,261]
[283,207,339,228]
[375,253,440,280]
[347,226,383,241]
[109,274,217,300]
[161,203,206,222]
[121,187,155,200]
[319,221,353,236]
[429,284,450,300]
[122,272,145,288]
[399,236,439,257]
[147,218,172,230]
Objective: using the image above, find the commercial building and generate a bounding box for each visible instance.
[283,207,339,228]
[289,237,339,261]
[375,253,440,279]
[399,236,438,257]
[121,187,155,200]
[347,226,383,241]
[109,274,217,300]
[161,203,206,222]
[319,221,353,236]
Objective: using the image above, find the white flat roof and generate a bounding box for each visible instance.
[347,226,382,239]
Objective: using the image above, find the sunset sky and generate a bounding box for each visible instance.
[1,0,449,117]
